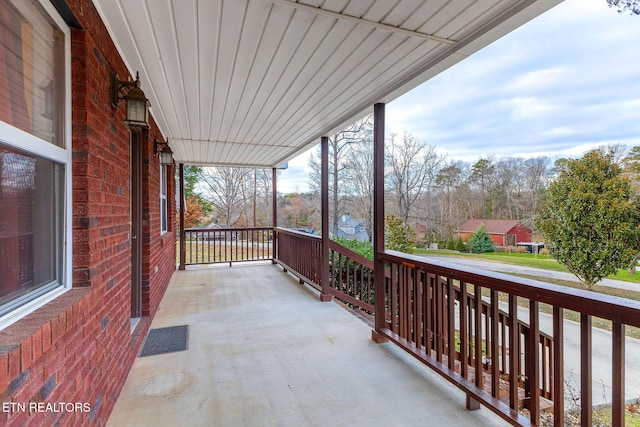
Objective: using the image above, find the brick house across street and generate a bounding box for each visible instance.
[457,219,533,247]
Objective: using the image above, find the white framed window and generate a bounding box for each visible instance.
[0,0,71,328]
[160,164,168,234]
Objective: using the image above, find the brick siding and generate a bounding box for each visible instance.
[0,1,176,425]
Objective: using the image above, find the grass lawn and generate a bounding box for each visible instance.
[413,248,640,284]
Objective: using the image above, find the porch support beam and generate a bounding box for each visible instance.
[320,136,331,302]
[268,0,457,45]
[372,103,388,342]
[272,167,278,264]
[179,163,186,270]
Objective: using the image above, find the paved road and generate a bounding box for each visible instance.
[420,255,640,293]
[418,255,640,409]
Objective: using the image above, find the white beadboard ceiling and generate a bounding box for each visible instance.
[92,0,563,167]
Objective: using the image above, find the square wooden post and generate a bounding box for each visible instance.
[320,136,331,302]
[272,167,278,263]
[372,103,388,343]
[178,163,186,270]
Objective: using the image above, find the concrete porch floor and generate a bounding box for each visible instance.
[108,263,509,427]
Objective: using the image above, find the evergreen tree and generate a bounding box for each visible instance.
[467,224,495,253]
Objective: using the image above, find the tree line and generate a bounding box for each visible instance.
[183,114,634,249]
[305,114,554,245]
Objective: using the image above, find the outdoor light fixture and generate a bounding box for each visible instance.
[154,139,174,166]
[110,71,150,128]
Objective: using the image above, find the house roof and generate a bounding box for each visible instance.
[91,0,563,168]
[338,215,362,228]
[458,219,530,235]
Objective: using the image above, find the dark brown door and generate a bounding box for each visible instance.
[130,131,142,318]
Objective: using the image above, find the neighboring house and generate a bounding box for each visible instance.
[457,219,532,247]
[336,214,369,242]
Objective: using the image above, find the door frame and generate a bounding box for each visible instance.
[130,130,143,319]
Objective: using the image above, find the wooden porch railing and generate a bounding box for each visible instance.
[181,227,274,266]
[327,240,375,315]
[273,230,376,314]
[378,250,640,427]
[273,228,322,289]
[182,228,638,426]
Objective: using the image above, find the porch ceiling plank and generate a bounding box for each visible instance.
[251,21,379,146]
[341,0,376,19]
[400,0,450,32]
[110,0,187,140]
[373,0,432,28]
[92,0,564,168]
[269,34,433,148]
[146,0,197,141]
[171,0,204,141]
[438,1,510,40]
[216,2,280,144]
[228,5,294,145]
[196,1,222,141]
[424,1,487,39]
[208,1,250,144]
[97,0,180,138]
[219,4,289,144]
[319,0,351,12]
[229,5,315,145]
[239,12,340,146]
[271,0,457,44]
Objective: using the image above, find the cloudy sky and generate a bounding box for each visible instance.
[279,0,640,193]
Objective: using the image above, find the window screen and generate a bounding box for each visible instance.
[0,144,63,315]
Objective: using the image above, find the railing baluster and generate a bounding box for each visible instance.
[435,275,443,362]
[425,273,433,354]
[474,284,483,390]
[399,264,407,339]
[459,282,468,379]
[490,290,499,398]
[413,268,420,347]
[509,295,518,410]
[447,277,455,370]
[501,314,507,379]
[553,307,564,425]
[527,300,540,425]
[612,320,625,427]
[581,313,592,427]
[392,263,398,334]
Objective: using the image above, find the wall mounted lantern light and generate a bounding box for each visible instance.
[110,71,150,128]
[154,139,174,166]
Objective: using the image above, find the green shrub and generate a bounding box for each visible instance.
[445,238,455,250]
[332,236,374,260]
[455,237,466,252]
[385,215,416,253]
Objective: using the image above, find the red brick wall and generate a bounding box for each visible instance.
[0,1,176,425]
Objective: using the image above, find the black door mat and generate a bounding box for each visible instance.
[140,325,189,357]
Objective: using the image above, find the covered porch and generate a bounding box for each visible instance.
[108,263,508,427]
[90,1,640,425]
